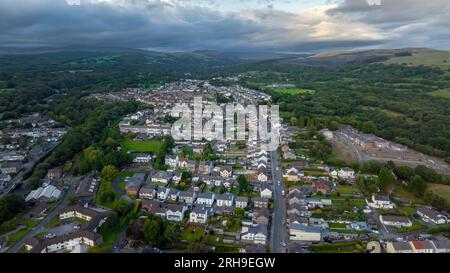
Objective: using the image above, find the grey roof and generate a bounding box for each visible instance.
[192,205,208,214]
[198,192,214,199]
[152,171,172,180]
[252,197,269,203]
[290,223,321,233]
[391,241,413,251]
[433,240,450,249]
[247,224,268,236]
[235,196,249,202]
[381,215,411,223]
[128,173,146,187]
[216,192,234,201]
[374,195,390,202]
[417,206,443,221]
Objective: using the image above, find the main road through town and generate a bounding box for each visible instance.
[270,149,288,253]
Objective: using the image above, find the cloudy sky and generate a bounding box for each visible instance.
[1,0,449,52]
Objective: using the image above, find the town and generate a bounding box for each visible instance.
[0,80,449,254]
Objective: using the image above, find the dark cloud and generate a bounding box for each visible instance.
[0,0,448,52]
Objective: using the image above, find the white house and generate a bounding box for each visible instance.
[157,187,170,201]
[235,197,249,208]
[165,155,179,168]
[338,167,355,179]
[367,195,395,209]
[241,224,268,244]
[379,215,412,228]
[417,206,448,225]
[189,205,209,224]
[260,186,273,199]
[216,193,234,207]
[290,224,321,242]
[196,192,215,207]
[166,204,187,222]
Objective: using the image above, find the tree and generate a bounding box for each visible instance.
[100,165,118,182]
[378,167,396,193]
[143,220,162,246]
[415,165,441,183]
[237,175,250,193]
[164,223,180,244]
[362,121,377,133]
[408,175,427,197]
[394,165,415,181]
[0,194,26,224]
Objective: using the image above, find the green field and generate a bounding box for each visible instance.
[428,184,450,203]
[121,140,163,153]
[384,51,450,70]
[270,87,316,95]
[429,88,450,99]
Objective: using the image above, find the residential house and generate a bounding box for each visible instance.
[313,179,335,194]
[138,185,156,200]
[417,206,448,225]
[47,167,63,180]
[196,192,215,207]
[433,240,450,253]
[290,224,321,242]
[379,215,412,228]
[367,195,395,209]
[256,166,269,183]
[172,171,182,184]
[151,171,172,185]
[165,155,179,168]
[410,240,436,253]
[133,153,153,164]
[235,196,249,208]
[166,204,187,222]
[178,190,197,206]
[0,161,21,174]
[216,192,234,207]
[260,185,273,199]
[178,158,197,172]
[218,166,233,178]
[189,205,209,225]
[157,187,170,201]
[168,188,180,202]
[241,224,268,245]
[385,242,414,253]
[338,167,355,179]
[253,208,270,225]
[283,167,304,182]
[252,197,269,208]
[125,173,146,196]
[198,161,213,175]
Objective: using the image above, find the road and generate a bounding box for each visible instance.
[6,176,80,253]
[270,149,288,253]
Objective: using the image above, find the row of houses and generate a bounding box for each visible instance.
[386,240,450,253]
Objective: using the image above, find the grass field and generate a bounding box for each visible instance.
[121,140,163,153]
[429,88,450,99]
[427,184,450,203]
[179,226,205,242]
[384,51,450,70]
[269,87,316,95]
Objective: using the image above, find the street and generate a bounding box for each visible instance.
[270,149,288,253]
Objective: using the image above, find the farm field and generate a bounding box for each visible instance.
[384,50,450,70]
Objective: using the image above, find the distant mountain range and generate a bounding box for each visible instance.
[1,46,449,69]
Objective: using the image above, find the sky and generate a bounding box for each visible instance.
[0,0,449,53]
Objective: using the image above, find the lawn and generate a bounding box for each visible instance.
[428,184,450,203]
[179,226,205,242]
[397,220,427,234]
[429,88,450,99]
[384,50,450,70]
[6,219,39,246]
[336,185,360,195]
[121,140,163,153]
[329,222,347,229]
[393,186,424,205]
